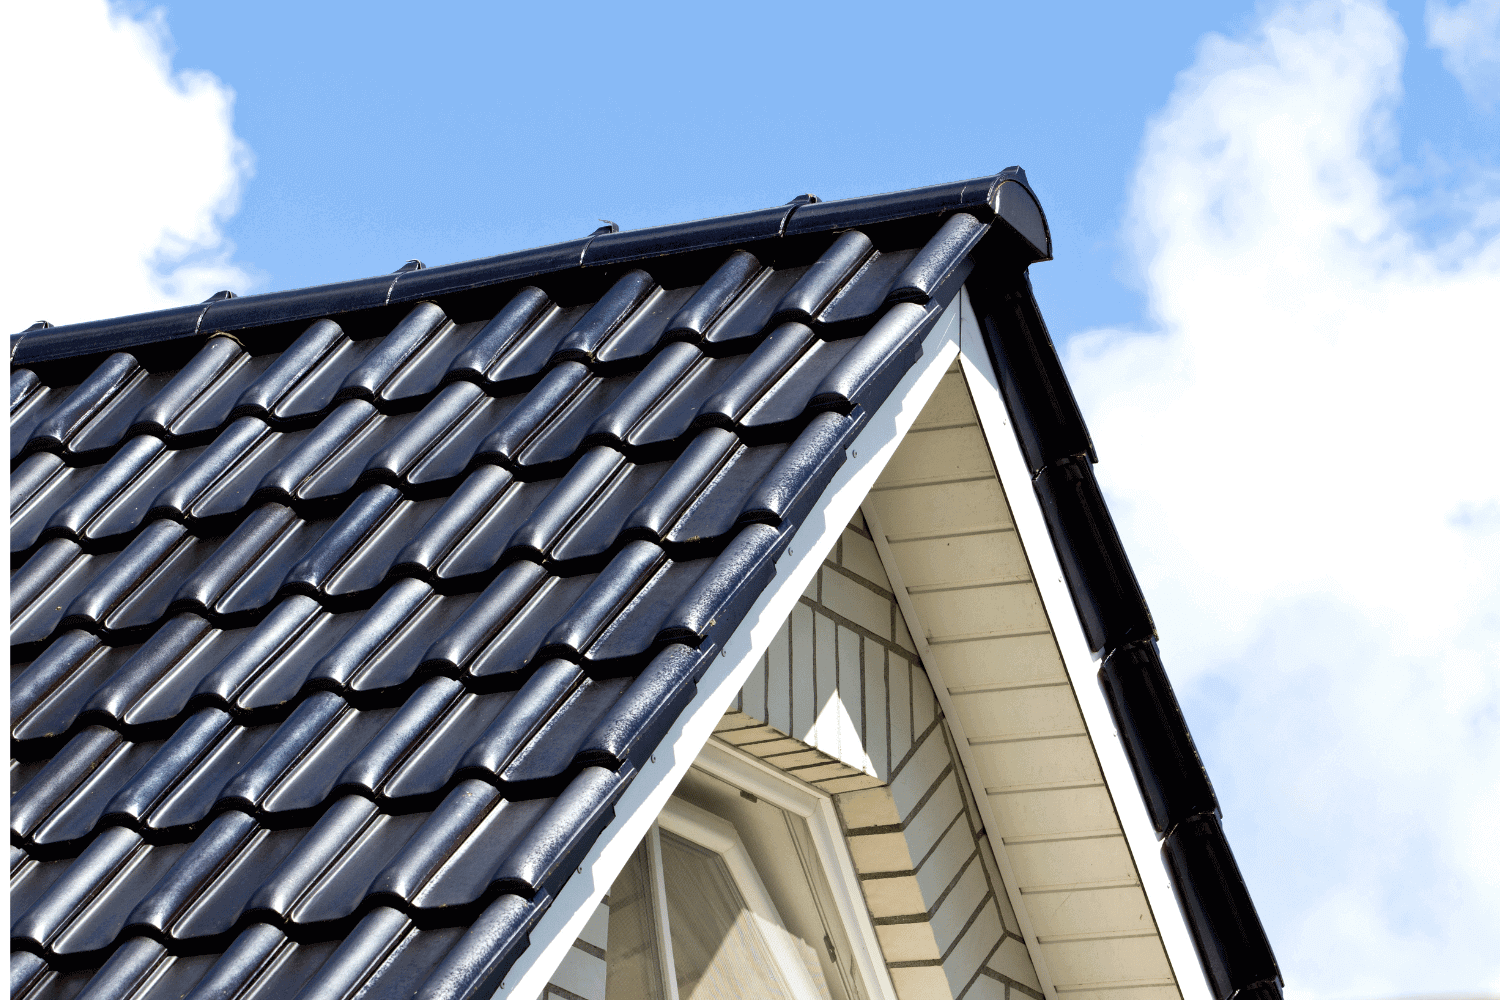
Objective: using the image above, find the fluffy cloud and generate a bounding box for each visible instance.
[1062,1,1500,996]
[0,0,253,336]
[1429,0,1500,105]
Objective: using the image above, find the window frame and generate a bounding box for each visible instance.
[690,737,901,1000]
[650,796,826,1000]
[574,741,898,1000]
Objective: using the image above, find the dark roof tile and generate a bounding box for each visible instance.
[12,367,41,413]
[414,893,537,1000]
[12,826,185,958]
[12,727,163,849]
[244,796,398,925]
[124,811,303,944]
[231,318,351,421]
[193,597,350,713]
[146,337,277,443]
[11,451,80,551]
[889,210,990,304]
[13,541,114,647]
[363,382,519,487]
[8,949,50,999]
[661,249,763,343]
[497,675,633,788]
[185,921,339,1000]
[335,677,515,802]
[17,172,1252,1000]
[253,401,410,504]
[550,269,657,364]
[59,521,203,634]
[772,229,876,324]
[101,708,276,833]
[219,695,396,818]
[11,631,129,746]
[19,353,140,457]
[337,301,452,404]
[371,781,552,911]
[812,287,966,415]
[80,615,229,729]
[310,580,466,692]
[818,246,921,326]
[283,907,423,1000]
[40,435,172,545]
[147,417,299,523]
[576,642,710,771]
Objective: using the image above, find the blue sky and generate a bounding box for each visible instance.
[5,2,1500,998]
[149,1,1496,335]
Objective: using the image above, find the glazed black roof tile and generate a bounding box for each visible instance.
[11,171,1280,1000]
[9,170,984,996]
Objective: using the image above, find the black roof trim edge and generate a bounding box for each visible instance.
[968,268,1281,1000]
[13,303,212,367]
[13,171,1048,366]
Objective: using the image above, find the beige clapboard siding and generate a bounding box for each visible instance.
[724,511,1043,1000]
[867,365,1180,1000]
[544,902,609,1000]
[728,524,932,787]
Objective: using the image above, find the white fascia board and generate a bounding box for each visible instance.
[495,299,964,1000]
[952,288,1213,1000]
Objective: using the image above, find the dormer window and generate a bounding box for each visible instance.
[549,747,892,1000]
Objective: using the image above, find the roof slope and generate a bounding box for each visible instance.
[10,173,1046,1000]
[10,171,1280,1000]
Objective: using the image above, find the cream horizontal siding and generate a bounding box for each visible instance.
[865,364,1180,1000]
[728,522,932,787]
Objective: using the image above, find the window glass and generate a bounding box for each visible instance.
[604,838,667,1000]
[659,830,796,1000]
[673,768,860,1000]
[598,764,863,1000]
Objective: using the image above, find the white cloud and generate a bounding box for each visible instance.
[0,0,253,336]
[1062,1,1500,996]
[1429,0,1500,106]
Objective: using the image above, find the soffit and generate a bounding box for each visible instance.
[863,357,1184,1000]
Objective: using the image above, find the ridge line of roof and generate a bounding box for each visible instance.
[11,170,1048,368]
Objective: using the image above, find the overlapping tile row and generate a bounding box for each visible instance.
[12,204,986,1000]
[10,404,865,763]
[12,221,976,653]
[9,641,710,955]
[11,220,972,524]
[6,638,716,999]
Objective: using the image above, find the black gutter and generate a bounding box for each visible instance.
[968,250,1283,1000]
[11,171,1049,368]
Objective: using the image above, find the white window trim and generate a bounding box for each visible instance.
[694,738,900,1000]
[644,826,679,1000]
